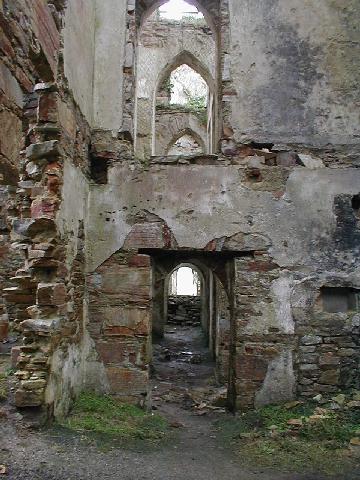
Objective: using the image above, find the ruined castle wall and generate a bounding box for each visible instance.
[1,0,359,416]
[63,0,128,130]
[214,277,230,383]
[0,0,105,418]
[87,163,360,271]
[0,31,24,331]
[228,0,360,158]
[13,85,94,417]
[0,0,61,334]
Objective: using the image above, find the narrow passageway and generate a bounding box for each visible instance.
[152,323,215,399]
[151,265,227,412]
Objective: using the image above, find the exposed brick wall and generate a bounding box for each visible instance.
[87,252,152,405]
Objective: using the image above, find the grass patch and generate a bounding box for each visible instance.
[238,438,353,476]
[61,392,168,442]
[0,373,7,401]
[216,400,360,476]
[0,359,12,402]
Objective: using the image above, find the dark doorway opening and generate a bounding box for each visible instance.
[143,249,237,411]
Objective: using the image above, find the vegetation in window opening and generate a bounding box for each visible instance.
[166,78,174,96]
[159,15,207,27]
[184,88,207,125]
[157,81,208,126]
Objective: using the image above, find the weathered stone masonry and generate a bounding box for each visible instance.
[0,0,359,419]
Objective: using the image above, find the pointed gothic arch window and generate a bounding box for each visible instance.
[134,0,218,158]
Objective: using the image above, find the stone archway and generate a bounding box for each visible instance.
[134,2,218,159]
[167,132,204,156]
[152,51,216,155]
[162,127,206,156]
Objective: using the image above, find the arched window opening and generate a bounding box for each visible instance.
[159,0,205,23]
[169,266,201,296]
[160,64,208,109]
[174,64,207,106]
[134,0,218,159]
[155,60,211,155]
[167,265,202,327]
[167,133,204,155]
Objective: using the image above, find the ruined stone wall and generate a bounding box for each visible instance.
[0,56,22,335]
[12,81,93,417]
[214,277,230,383]
[0,0,59,335]
[0,0,101,418]
[87,158,360,270]
[86,156,360,407]
[227,0,360,162]
[233,256,359,409]
[0,0,359,417]
[0,186,22,337]
[0,0,65,337]
[87,251,152,405]
[63,0,129,131]
[167,295,201,325]
[93,0,128,131]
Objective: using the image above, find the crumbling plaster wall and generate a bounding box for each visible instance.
[63,0,127,130]
[93,0,127,130]
[57,160,89,269]
[1,0,359,415]
[228,0,360,157]
[63,0,96,125]
[87,165,360,271]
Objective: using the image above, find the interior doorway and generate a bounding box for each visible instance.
[153,262,212,393]
[168,265,202,327]
[147,251,234,410]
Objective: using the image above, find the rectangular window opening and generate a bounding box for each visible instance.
[320,286,360,313]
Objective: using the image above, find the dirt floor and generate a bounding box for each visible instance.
[0,327,358,479]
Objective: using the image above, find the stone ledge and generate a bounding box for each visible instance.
[150,154,221,166]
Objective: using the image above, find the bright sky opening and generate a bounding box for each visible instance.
[171,267,199,296]
[160,0,203,20]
